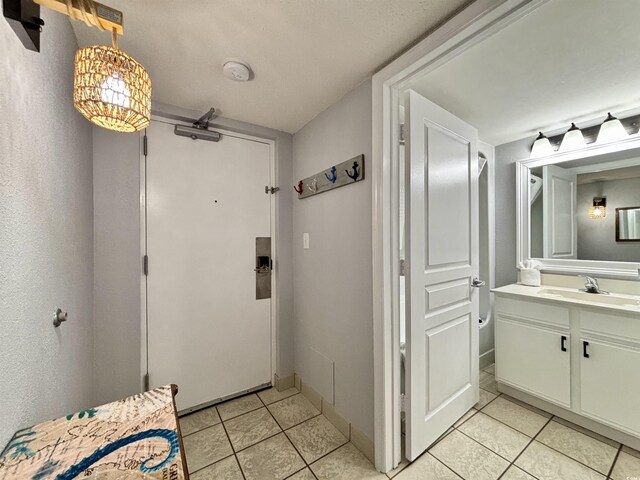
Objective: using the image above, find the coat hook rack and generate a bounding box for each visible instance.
[294,154,364,199]
[307,178,318,193]
[325,166,338,184]
[345,161,360,181]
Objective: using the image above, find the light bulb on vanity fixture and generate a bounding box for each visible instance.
[596,113,628,143]
[530,132,555,158]
[559,123,586,152]
[588,197,607,219]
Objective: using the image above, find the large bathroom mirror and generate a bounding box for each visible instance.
[517,138,640,278]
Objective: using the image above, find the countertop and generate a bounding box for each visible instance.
[492,284,640,314]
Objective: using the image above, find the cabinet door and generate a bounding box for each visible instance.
[496,316,570,407]
[580,337,640,437]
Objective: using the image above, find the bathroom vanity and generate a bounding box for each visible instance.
[494,131,640,449]
[493,285,640,449]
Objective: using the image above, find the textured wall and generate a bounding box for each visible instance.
[92,128,142,405]
[0,11,94,446]
[577,177,640,262]
[292,80,374,441]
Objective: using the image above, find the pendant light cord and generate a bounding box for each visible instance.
[65,0,119,49]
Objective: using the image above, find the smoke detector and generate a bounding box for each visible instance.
[223,59,252,82]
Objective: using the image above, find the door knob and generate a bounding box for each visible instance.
[471,278,486,288]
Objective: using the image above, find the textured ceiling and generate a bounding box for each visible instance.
[71,0,470,133]
[411,0,640,145]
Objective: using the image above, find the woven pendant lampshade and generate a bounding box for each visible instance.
[73,44,151,132]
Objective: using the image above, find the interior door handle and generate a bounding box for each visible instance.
[471,278,486,288]
[583,341,590,358]
[561,335,567,352]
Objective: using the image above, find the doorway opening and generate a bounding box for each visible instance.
[372,0,548,472]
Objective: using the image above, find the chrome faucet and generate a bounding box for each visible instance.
[580,276,609,295]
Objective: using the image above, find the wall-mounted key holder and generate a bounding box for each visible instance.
[295,154,364,199]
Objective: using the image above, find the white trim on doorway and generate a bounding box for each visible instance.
[139,116,279,399]
[371,0,549,472]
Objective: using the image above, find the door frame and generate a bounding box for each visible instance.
[371,0,549,472]
[139,117,278,397]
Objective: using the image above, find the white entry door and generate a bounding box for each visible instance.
[404,90,479,461]
[145,120,272,412]
[543,164,577,259]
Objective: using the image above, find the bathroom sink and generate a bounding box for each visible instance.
[538,288,640,308]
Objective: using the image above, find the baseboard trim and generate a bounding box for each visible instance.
[479,348,495,369]
[297,373,375,464]
[274,373,295,392]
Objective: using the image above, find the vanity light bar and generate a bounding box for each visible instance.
[532,113,640,153]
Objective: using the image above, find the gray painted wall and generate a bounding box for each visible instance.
[292,80,374,441]
[1,11,94,446]
[494,137,530,287]
[577,178,640,262]
[92,103,294,405]
[92,129,142,404]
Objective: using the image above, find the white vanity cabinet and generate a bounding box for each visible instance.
[494,296,571,407]
[577,309,640,438]
[493,286,640,448]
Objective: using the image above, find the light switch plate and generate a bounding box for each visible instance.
[303,232,310,249]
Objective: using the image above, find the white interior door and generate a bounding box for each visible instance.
[542,164,577,258]
[146,120,272,412]
[404,90,479,461]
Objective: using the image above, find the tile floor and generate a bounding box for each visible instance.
[180,365,640,479]
[180,386,385,479]
[390,364,640,480]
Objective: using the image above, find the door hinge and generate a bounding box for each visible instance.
[399,124,406,144]
[265,186,280,194]
[400,393,406,412]
[143,255,149,276]
[143,134,148,156]
[143,373,150,391]
[399,259,406,276]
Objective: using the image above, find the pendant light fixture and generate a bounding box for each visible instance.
[530,132,555,158]
[70,1,151,133]
[596,113,627,144]
[559,123,586,152]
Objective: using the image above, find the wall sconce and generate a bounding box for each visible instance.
[559,123,586,152]
[4,0,151,133]
[530,132,555,158]
[588,197,607,219]
[596,113,628,144]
